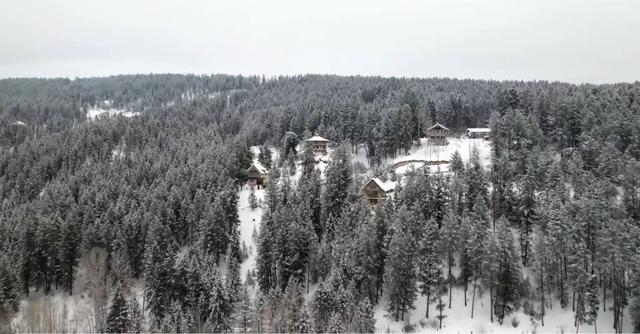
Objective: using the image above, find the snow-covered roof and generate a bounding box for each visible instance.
[248,161,268,174]
[467,128,491,133]
[371,178,396,192]
[306,135,330,142]
[427,123,449,131]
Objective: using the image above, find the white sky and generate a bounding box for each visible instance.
[0,0,639,83]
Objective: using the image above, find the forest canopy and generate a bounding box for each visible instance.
[1,74,640,332]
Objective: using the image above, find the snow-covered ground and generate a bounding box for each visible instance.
[373,285,632,334]
[391,137,492,176]
[86,107,140,120]
[237,185,264,287]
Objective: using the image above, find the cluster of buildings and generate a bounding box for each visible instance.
[245,124,490,205]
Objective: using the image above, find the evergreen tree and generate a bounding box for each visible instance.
[206,274,233,332]
[350,297,376,333]
[57,216,80,295]
[418,219,443,319]
[493,220,521,324]
[235,285,254,332]
[323,146,353,224]
[0,257,19,331]
[258,145,273,169]
[226,250,242,302]
[450,150,464,175]
[249,187,258,210]
[144,219,177,323]
[327,312,346,334]
[385,207,417,321]
[106,283,131,333]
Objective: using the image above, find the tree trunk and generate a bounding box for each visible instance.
[471,277,477,318]
[426,291,431,318]
[541,260,545,327]
[490,285,494,323]
[306,264,310,294]
[602,279,606,312]
[448,251,453,309]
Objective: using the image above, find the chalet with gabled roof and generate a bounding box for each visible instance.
[305,135,330,155]
[426,123,450,146]
[362,178,396,205]
[246,161,269,188]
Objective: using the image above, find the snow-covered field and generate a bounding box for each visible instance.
[391,137,492,176]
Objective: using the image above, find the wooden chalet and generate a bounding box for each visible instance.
[426,123,450,146]
[246,161,269,188]
[305,135,330,155]
[362,178,396,205]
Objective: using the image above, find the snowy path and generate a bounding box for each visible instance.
[237,186,264,285]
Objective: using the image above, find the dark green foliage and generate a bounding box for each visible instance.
[2,74,640,332]
[106,284,131,333]
[258,145,273,170]
[385,207,418,321]
[493,220,521,325]
[322,146,354,226]
[350,297,376,333]
[0,257,20,330]
[144,220,177,323]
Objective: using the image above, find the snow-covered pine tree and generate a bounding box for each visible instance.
[350,297,376,333]
[465,146,486,212]
[206,274,233,332]
[234,284,253,332]
[282,279,306,333]
[0,256,19,331]
[249,186,258,210]
[56,217,79,295]
[459,216,474,307]
[450,150,464,175]
[385,206,418,321]
[493,219,521,324]
[106,283,131,333]
[440,213,460,309]
[199,197,228,263]
[586,273,600,332]
[226,248,242,303]
[297,303,312,333]
[144,219,177,324]
[419,218,443,319]
[323,145,353,223]
[468,195,489,318]
[258,144,273,170]
[428,173,449,230]
[281,131,300,160]
[327,312,346,334]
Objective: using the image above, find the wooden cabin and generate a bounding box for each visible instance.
[362,178,396,205]
[466,128,491,140]
[426,123,450,146]
[305,135,330,155]
[246,161,269,188]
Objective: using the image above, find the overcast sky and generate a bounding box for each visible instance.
[0,0,639,83]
